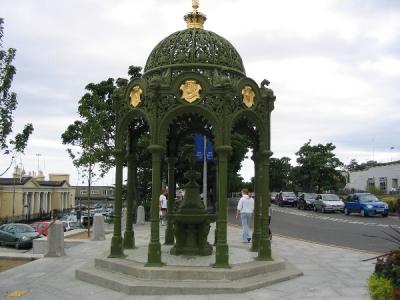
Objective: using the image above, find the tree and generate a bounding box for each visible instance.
[269,156,292,191]
[292,140,345,193]
[0,18,33,175]
[61,77,118,177]
[346,159,362,172]
[61,66,144,176]
[346,159,378,172]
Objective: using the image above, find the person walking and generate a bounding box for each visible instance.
[159,188,168,226]
[236,188,254,243]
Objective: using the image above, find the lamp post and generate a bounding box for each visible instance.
[390,147,395,162]
[35,153,42,175]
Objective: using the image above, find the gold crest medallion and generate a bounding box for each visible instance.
[130,86,143,107]
[180,80,202,103]
[242,86,255,108]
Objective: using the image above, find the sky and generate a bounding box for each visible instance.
[1,0,400,185]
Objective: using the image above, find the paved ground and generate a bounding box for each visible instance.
[0,223,375,299]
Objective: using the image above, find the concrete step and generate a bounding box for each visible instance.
[94,256,286,281]
[76,260,303,295]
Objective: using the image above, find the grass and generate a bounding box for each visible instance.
[0,258,32,272]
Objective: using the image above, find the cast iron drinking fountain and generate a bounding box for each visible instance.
[168,169,216,256]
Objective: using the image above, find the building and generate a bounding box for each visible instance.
[74,186,115,208]
[0,168,75,223]
[345,161,400,194]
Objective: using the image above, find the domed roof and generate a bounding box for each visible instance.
[144,28,245,75]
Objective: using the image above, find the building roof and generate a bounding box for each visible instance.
[0,177,32,186]
[36,180,67,187]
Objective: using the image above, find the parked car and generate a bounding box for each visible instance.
[270,192,278,204]
[297,193,317,210]
[344,193,389,217]
[62,220,80,231]
[277,192,297,207]
[80,215,94,227]
[31,221,51,236]
[314,194,344,213]
[0,223,41,249]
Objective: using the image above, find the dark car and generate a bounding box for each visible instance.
[297,193,317,210]
[277,192,297,207]
[270,192,278,204]
[0,223,41,249]
[344,193,389,217]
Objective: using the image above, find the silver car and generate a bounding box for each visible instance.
[314,194,344,213]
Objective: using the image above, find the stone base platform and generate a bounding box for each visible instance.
[75,244,302,295]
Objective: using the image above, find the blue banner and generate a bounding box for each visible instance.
[194,134,214,161]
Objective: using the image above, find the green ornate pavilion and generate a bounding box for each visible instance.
[109,0,276,268]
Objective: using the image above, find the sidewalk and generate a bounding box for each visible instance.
[0,224,374,299]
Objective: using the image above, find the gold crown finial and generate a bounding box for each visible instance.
[192,0,199,11]
[184,0,207,29]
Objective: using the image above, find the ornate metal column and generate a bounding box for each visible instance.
[257,149,272,261]
[165,156,177,245]
[124,151,136,249]
[109,148,126,258]
[146,144,164,266]
[251,152,261,252]
[214,145,231,268]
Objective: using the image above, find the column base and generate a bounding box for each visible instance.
[250,231,260,252]
[109,235,126,258]
[123,230,135,249]
[257,238,272,261]
[164,224,174,245]
[145,241,163,267]
[213,243,230,268]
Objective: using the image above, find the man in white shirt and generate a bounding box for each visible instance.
[236,188,254,243]
[159,188,168,226]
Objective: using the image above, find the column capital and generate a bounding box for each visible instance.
[215,145,232,156]
[260,150,273,159]
[147,144,165,155]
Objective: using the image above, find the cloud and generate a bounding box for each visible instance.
[1,0,400,186]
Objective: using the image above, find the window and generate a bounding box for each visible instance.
[80,190,88,195]
[367,178,375,190]
[379,177,387,193]
[392,178,399,190]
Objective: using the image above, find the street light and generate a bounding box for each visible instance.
[390,147,395,162]
[35,153,42,175]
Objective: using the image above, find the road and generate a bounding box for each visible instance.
[228,199,400,254]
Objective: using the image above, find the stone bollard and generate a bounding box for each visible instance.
[92,213,105,241]
[44,220,65,257]
[136,205,145,225]
[121,208,127,232]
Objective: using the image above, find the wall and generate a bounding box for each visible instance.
[346,163,400,193]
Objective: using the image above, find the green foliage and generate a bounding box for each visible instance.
[379,196,399,213]
[269,157,292,191]
[368,185,382,196]
[61,78,116,180]
[368,274,394,300]
[346,159,379,172]
[0,18,33,174]
[375,250,400,288]
[61,67,143,178]
[292,140,345,193]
